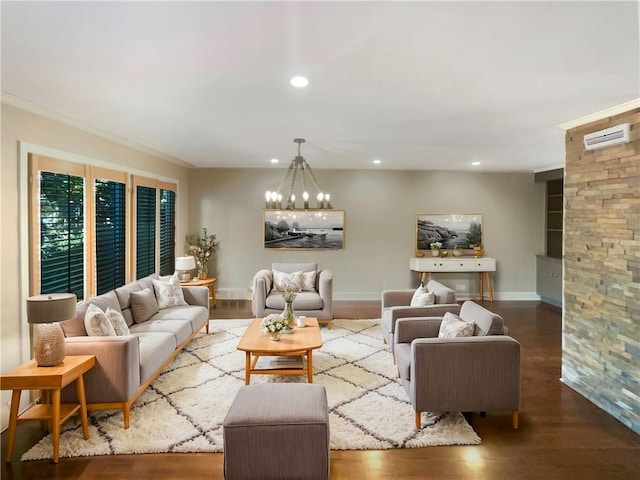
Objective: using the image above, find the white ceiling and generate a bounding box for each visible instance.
[2,1,639,172]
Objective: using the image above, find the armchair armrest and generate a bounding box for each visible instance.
[394,317,443,344]
[181,285,209,308]
[318,270,333,303]
[251,269,273,317]
[62,335,141,404]
[388,304,460,323]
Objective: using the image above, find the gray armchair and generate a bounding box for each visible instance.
[381,280,461,359]
[394,301,521,429]
[251,262,333,328]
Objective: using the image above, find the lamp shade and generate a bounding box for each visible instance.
[175,256,196,271]
[27,293,77,324]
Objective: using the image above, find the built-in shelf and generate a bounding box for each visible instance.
[546,178,563,258]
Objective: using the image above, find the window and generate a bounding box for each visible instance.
[30,154,178,298]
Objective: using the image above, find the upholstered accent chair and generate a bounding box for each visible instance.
[381,280,460,359]
[394,301,521,429]
[251,262,333,327]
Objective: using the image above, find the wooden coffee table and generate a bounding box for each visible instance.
[237,318,323,384]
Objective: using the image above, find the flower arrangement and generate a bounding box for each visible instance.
[185,228,219,277]
[260,314,287,334]
[430,241,443,250]
[282,284,299,303]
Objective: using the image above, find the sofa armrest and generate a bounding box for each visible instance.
[251,269,273,317]
[62,336,141,404]
[381,290,415,309]
[410,336,521,411]
[181,285,209,308]
[318,270,333,303]
[394,317,443,344]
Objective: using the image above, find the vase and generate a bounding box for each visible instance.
[270,331,281,341]
[431,249,440,257]
[453,249,462,257]
[198,271,207,280]
[282,300,295,330]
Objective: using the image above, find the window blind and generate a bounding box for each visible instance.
[159,189,176,276]
[136,185,156,279]
[95,179,126,294]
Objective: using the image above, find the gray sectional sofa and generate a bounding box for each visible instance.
[59,273,210,428]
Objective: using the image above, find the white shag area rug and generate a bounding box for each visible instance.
[22,319,480,460]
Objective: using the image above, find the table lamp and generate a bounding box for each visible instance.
[27,293,76,367]
[175,256,196,282]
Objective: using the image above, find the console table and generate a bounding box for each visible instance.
[410,257,497,302]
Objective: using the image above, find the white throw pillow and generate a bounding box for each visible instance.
[152,272,188,309]
[273,270,303,292]
[438,312,475,338]
[302,271,317,291]
[84,304,117,336]
[410,285,435,307]
[106,307,131,336]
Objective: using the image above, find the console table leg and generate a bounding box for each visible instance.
[486,272,494,302]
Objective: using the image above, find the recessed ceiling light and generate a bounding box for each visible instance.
[372,159,382,165]
[270,158,279,164]
[290,76,309,88]
[471,161,481,166]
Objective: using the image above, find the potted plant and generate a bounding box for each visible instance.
[453,245,463,257]
[430,241,442,257]
[185,228,220,279]
[260,313,287,341]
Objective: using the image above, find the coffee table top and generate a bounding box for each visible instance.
[237,318,322,354]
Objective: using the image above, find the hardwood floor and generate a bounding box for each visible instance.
[2,300,639,479]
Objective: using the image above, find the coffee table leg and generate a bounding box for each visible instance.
[307,350,313,383]
[245,352,251,385]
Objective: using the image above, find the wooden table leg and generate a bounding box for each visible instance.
[479,272,484,301]
[245,352,251,385]
[486,272,494,302]
[51,389,61,464]
[76,375,90,440]
[5,389,21,462]
[307,350,313,383]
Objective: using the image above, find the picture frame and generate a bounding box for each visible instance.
[415,213,483,254]
[264,209,345,250]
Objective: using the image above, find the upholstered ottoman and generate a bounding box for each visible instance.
[223,383,330,480]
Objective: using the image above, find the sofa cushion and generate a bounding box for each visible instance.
[272,262,317,274]
[106,307,131,336]
[136,332,177,383]
[152,273,188,309]
[459,301,505,336]
[129,319,191,346]
[130,288,160,323]
[136,273,159,293]
[88,290,122,315]
[273,270,303,292]
[84,304,117,337]
[265,291,323,310]
[438,312,474,338]
[302,271,317,292]
[149,305,209,334]
[115,282,142,311]
[395,343,412,380]
[60,301,88,337]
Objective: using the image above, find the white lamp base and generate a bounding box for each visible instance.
[34,323,65,367]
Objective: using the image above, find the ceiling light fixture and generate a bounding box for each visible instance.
[290,76,309,88]
[265,138,332,210]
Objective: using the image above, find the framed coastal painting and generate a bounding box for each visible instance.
[264,210,345,250]
[415,213,483,254]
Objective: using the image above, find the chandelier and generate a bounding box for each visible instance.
[265,138,332,210]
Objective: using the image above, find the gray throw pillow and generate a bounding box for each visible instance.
[130,288,159,323]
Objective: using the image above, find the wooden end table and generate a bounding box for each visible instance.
[1,355,96,463]
[181,277,217,308]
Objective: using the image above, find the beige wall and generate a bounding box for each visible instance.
[188,167,545,300]
[0,103,192,427]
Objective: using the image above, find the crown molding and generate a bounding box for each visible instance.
[558,98,640,131]
[1,92,194,168]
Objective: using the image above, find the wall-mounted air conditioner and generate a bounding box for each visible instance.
[583,123,630,150]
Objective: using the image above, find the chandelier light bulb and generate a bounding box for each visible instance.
[303,191,309,201]
[290,76,309,88]
[266,191,271,201]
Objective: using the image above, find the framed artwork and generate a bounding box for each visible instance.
[264,210,345,250]
[415,213,483,254]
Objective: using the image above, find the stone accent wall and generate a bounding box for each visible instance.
[562,107,639,433]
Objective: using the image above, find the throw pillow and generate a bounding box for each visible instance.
[438,312,475,338]
[302,271,317,291]
[106,307,131,336]
[273,270,303,292]
[152,272,188,309]
[410,285,435,307]
[84,304,117,337]
[130,288,159,323]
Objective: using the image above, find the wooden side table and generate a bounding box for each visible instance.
[181,277,217,308]
[1,355,96,463]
